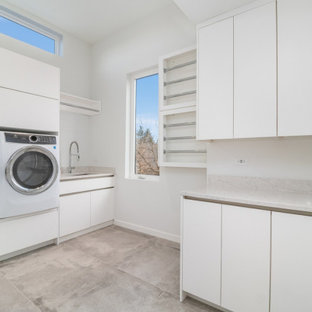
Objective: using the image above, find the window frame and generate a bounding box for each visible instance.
[0,5,63,55]
[125,66,160,181]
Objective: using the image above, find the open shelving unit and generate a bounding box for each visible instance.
[60,92,101,116]
[159,47,197,111]
[158,47,207,168]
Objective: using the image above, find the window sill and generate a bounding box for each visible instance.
[126,175,160,182]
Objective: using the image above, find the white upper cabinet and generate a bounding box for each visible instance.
[234,2,277,138]
[278,0,312,136]
[197,1,277,140]
[197,17,234,140]
[0,48,60,100]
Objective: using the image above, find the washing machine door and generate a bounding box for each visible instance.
[5,146,58,195]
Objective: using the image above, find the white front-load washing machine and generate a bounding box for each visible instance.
[0,131,59,218]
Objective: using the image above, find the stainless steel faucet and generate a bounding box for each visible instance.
[69,141,80,173]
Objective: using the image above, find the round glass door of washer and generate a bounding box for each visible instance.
[5,147,58,195]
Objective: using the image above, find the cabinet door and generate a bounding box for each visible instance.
[182,199,221,305]
[197,18,233,140]
[60,193,90,237]
[0,47,60,100]
[222,205,271,312]
[90,188,114,226]
[234,2,277,138]
[278,0,312,136]
[271,212,312,312]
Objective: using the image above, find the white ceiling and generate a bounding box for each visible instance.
[4,0,258,44]
[173,0,256,23]
[4,0,172,43]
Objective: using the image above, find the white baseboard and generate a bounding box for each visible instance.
[114,219,180,243]
[59,220,114,243]
[0,239,57,262]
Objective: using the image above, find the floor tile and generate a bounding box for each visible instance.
[117,237,180,296]
[0,226,220,312]
[66,226,151,266]
[0,276,40,312]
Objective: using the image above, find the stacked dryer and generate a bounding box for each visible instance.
[0,47,60,259]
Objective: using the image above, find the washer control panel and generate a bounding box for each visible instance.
[5,133,57,145]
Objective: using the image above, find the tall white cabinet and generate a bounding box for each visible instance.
[278,0,312,136]
[197,1,277,140]
[0,48,60,133]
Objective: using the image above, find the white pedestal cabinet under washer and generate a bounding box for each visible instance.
[0,131,59,218]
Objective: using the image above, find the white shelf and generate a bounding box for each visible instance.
[159,46,197,112]
[60,92,101,116]
[158,47,206,169]
[159,106,207,168]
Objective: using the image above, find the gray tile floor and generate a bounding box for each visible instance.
[0,226,219,312]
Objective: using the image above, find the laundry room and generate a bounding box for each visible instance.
[0,0,311,311]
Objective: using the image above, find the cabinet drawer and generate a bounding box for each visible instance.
[60,177,115,195]
[0,209,58,256]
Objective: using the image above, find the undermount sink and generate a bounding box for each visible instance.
[60,167,115,181]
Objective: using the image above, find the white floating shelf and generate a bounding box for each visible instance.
[60,92,101,116]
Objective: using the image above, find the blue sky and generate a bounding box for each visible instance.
[0,16,55,53]
[136,73,159,140]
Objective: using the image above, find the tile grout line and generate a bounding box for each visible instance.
[4,276,42,312]
[67,232,182,300]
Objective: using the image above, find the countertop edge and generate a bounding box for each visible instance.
[60,173,115,182]
[181,192,312,216]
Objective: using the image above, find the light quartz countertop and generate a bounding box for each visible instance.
[182,175,312,216]
[60,166,115,182]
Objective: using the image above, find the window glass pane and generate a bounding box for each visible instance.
[135,73,159,176]
[0,16,55,54]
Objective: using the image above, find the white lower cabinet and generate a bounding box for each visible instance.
[221,205,271,312]
[182,198,312,312]
[271,212,312,312]
[60,192,90,237]
[60,186,115,238]
[91,188,114,226]
[182,199,221,305]
[0,209,58,257]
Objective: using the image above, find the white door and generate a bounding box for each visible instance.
[182,199,221,305]
[60,193,90,237]
[234,2,277,138]
[271,212,312,312]
[197,18,233,140]
[90,188,114,226]
[222,205,271,312]
[278,0,312,136]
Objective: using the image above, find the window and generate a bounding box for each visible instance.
[126,67,159,179]
[0,5,62,55]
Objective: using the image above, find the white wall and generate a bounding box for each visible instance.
[206,136,312,180]
[90,3,206,240]
[0,1,92,168]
